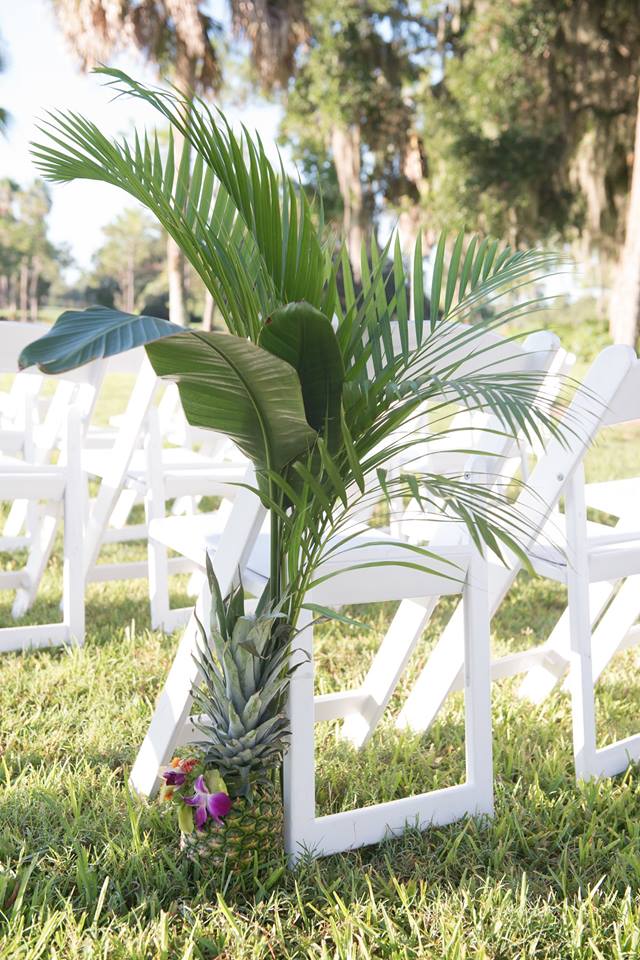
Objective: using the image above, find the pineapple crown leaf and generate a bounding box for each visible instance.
[205,552,230,641]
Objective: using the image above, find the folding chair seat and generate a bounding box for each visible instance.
[0,404,85,652]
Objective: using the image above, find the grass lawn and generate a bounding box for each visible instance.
[2,365,640,956]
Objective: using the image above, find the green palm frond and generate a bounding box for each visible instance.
[25,70,577,626]
[32,113,271,337]
[95,67,331,310]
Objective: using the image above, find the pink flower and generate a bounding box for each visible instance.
[183,775,232,830]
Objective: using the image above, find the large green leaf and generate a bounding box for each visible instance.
[145,331,317,470]
[258,301,344,450]
[18,305,181,374]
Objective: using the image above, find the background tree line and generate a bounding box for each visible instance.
[3,0,640,344]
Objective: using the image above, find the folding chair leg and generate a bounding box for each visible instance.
[110,487,139,529]
[63,406,85,645]
[564,467,598,781]
[12,505,59,618]
[586,575,640,686]
[129,603,206,797]
[283,609,315,864]
[463,549,493,814]
[144,410,170,631]
[3,499,29,537]
[517,581,613,704]
[341,597,438,748]
[396,602,466,734]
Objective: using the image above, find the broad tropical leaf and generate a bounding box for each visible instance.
[145,331,317,470]
[258,301,344,449]
[18,305,181,374]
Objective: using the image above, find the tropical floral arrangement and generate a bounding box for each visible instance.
[160,758,231,836]
[19,69,570,875]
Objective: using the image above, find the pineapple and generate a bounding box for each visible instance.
[182,555,292,870]
[180,784,283,869]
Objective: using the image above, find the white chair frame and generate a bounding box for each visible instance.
[395,346,638,750]
[0,404,85,652]
[339,330,563,747]
[280,546,490,861]
[518,350,640,780]
[131,471,492,860]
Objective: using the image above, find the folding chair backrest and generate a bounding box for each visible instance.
[402,319,534,379]
[83,353,159,572]
[0,322,48,430]
[0,321,106,457]
[358,330,562,527]
[495,345,637,596]
[0,320,51,371]
[438,329,562,462]
[410,344,634,594]
[104,347,146,375]
[156,381,231,456]
[392,324,562,452]
[603,356,640,425]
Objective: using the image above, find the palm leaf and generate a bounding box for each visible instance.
[258,301,344,449]
[145,330,317,470]
[18,305,181,374]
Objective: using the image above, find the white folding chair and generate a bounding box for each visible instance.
[130,469,493,861]
[80,353,248,594]
[130,324,562,779]
[281,543,490,860]
[0,328,105,618]
[338,330,565,747]
[396,345,637,748]
[0,403,85,652]
[516,348,640,780]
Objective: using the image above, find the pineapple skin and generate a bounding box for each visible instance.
[180,785,283,871]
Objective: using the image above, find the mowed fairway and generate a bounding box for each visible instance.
[2,373,640,959]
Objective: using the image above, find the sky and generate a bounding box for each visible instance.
[0,0,281,274]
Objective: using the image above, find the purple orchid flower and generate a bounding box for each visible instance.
[163,769,186,787]
[183,775,232,830]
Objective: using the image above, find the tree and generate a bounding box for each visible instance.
[417,1,640,342]
[90,208,164,313]
[228,1,434,277]
[610,85,640,346]
[52,0,221,326]
[278,1,433,276]
[0,179,68,320]
[0,37,9,135]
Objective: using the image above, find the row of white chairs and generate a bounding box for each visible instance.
[2,320,640,862]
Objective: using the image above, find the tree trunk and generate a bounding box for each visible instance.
[124,253,135,313]
[29,255,40,321]
[202,288,215,330]
[167,41,196,328]
[331,124,365,283]
[610,84,640,346]
[19,259,29,322]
